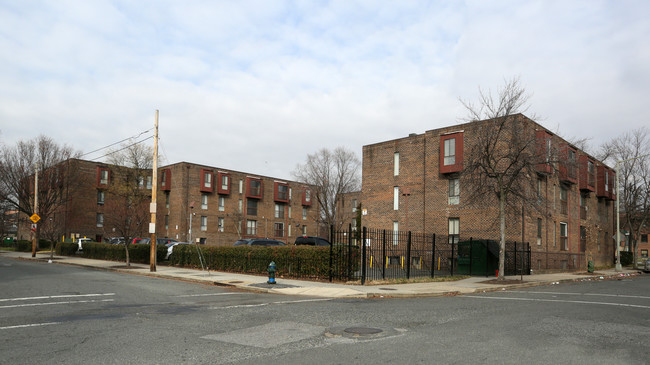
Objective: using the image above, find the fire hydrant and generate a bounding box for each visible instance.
[267,261,277,284]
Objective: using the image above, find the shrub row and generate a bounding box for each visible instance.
[620,251,634,266]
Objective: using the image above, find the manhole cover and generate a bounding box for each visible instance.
[379,288,397,291]
[344,327,383,335]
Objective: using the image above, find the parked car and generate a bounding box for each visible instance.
[294,236,331,246]
[131,238,178,246]
[233,239,286,246]
[108,237,125,245]
[644,259,650,273]
[166,242,192,259]
[75,237,92,251]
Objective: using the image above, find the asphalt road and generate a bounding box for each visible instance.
[1,256,648,364]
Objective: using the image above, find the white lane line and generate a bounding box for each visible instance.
[0,293,115,302]
[214,298,332,309]
[0,322,61,330]
[516,291,650,300]
[0,299,114,309]
[464,295,650,309]
[175,293,250,298]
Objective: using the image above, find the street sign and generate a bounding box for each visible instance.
[30,214,41,223]
[31,224,37,232]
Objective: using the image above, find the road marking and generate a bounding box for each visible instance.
[214,298,332,309]
[175,293,250,298]
[0,322,61,330]
[516,291,650,300]
[0,299,114,309]
[0,293,115,302]
[464,295,650,309]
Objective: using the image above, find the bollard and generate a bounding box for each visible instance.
[267,261,277,284]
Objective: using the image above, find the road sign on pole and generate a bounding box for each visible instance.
[30,214,41,223]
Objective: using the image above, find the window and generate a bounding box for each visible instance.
[553,221,556,248]
[146,176,152,190]
[200,216,207,231]
[96,213,104,227]
[560,222,568,251]
[537,178,543,203]
[394,152,400,176]
[580,193,587,220]
[641,249,648,258]
[641,234,648,243]
[393,221,399,245]
[161,170,168,188]
[221,174,229,191]
[246,220,257,235]
[274,204,285,219]
[218,217,224,232]
[288,206,292,218]
[302,207,307,220]
[393,187,399,210]
[588,160,595,186]
[289,188,292,200]
[239,179,243,194]
[537,218,542,245]
[288,224,292,237]
[274,223,284,237]
[165,215,169,230]
[560,187,568,215]
[303,189,312,205]
[97,190,105,205]
[246,199,257,216]
[302,225,307,236]
[275,183,289,202]
[448,178,459,205]
[352,199,358,212]
[604,171,609,192]
[443,138,455,166]
[218,197,225,212]
[448,218,459,244]
[204,172,212,188]
[201,194,208,210]
[579,226,586,252]
[238,199,243,213]
[137,177,145,188]
[165,192,170,209]
[99,168,109,185]
[247,178,262,198]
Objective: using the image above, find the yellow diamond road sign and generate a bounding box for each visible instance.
[30,214,41,223]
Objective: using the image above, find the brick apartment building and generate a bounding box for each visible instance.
[18,159,320,246]
[357,114,617,268]
[156,162,318,245]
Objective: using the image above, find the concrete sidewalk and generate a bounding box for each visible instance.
[1,250,642,298]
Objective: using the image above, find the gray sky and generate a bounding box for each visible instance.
[1,1,648,180]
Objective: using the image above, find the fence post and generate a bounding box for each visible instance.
[406,231,412,279]
[527,243,531,275]
[469,237,473,276]
[431,233,436,278]
[361,226,367,285]
[329,224,334,282]
[347,223,352,280]
[451,239,455,277]
[485,239,489,278]
[382,229,386,279]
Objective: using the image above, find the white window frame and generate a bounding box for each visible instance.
[393,221,399,245]
[394,152,400,176]
[246,220,257,235]
[448,178,459,205]
[393,187,399,210]
[201,194,208,210]
[444,138,456,166]
[97,190,105,205]
[218,217,224,232]
[200,216,207,231]
[239,179,243,194]
[221,175,229,191]
[448,218,459,244]
[218,196,225,212]
[204,172,212,189]
[302,207,307,220]
[96,213,104,228]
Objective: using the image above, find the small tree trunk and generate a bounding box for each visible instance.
[498,190,506,281]
[125,244,131,267]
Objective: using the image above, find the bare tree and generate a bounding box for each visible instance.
[0,135,81,256]
[460,77,542,281]
[599,127,650,269]
[293,147,361,231]
[103,140,153,266]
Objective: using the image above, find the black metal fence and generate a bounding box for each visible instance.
[328,226,532,284]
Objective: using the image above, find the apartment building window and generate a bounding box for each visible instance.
[146,176,152,190]
[203,171,212,189]
[303,189,312,205]
[246,199,257,216]
[641,234,648,243]
[580,193,587,220]
[247,178,263,198]
[218,197,225,212]
[161,169,168,189]
[97,190,105,205]
[288,206,292,218]
[274,223,284,237]
[641,250,648,258]
[302,225,307,236]
[165,192,170,209]
[560,186,568,215]
[275,183,289,202]
[553,221,556,248]
[238,199,242,213]
[96,213,104,228]
[537,218,542,245]
[448,178,459,205]
[448,218,459,244]
[165,215,169,230]
[560,222,568,251]
[288,224,292,237]
[588,160,595,186]
[393,187,399,210]
[221,174,229,191]
[537,178,543,203]
[239,179,243,194]
[604,171,609,192]
[393,221,399,245]
[200,216,207,231]
[246,220,257,235]
[302,207,307,220]
[579,226,586,252]
[274,204,285,219]
[137,177,145,188]
[98,168,109,185]
[394,152,400,176]
[443,138,455,166]
[201,194,208,210]
[218,217,224,232]
[352,199,358,212]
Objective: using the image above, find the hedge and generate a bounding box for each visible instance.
[620,251,634,266]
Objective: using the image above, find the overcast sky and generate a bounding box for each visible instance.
[1,1,648,180]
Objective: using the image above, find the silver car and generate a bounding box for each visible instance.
[644,259,650,273]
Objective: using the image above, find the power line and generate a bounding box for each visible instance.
[80,128,153,158]
[89,135,154,162]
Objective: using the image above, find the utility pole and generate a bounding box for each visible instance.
[149,110,159,272]
[31,163,38,257]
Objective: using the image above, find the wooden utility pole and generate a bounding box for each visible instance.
[31,163,38,257]
[149,110,159,272]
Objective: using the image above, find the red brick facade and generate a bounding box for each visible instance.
[359,114,616,267]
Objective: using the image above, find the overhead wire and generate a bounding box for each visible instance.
[80,128,154,159]
[89,135,155,162]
